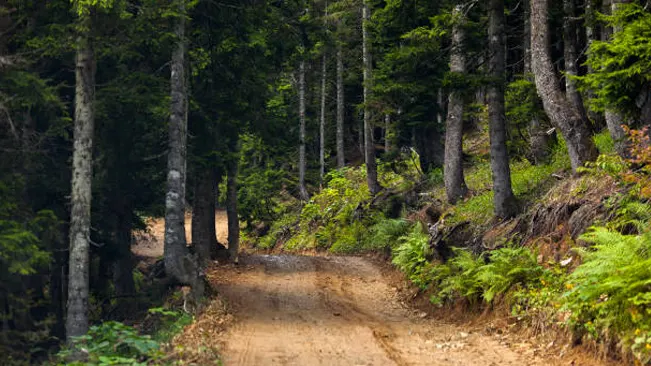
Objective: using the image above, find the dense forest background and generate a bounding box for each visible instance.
[3,0,651,364]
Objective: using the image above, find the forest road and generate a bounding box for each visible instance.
[211,254,548,366]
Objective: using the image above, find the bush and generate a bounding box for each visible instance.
[391,223,432,288]
[563,225,651,363]
[57,322,161,365]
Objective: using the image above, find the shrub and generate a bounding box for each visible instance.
[391,223,431,287]
[563,224,651,363]
[57,322,161,365]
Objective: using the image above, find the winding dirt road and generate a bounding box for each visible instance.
[213,255,547,366]
[135,215,610,365]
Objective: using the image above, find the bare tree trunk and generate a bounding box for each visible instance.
[320,53,327,184]
[524,0,552,164]
[604,0,629,157]
[563,0,588,123]
[191,168,216,268]
[164,1,203,299]
[336,43,345,168]
[531,0,598,172]
[113,211,135,316]
[226,158,239,263]
[489,0,518,218]
[444,4,468,204]
[362,0,380,195]
[384,114,391,153]
[66,16,95,341]
[298,60,309,200]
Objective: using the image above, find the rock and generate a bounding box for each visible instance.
[459,332,469,339]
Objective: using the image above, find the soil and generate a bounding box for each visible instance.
[135,215,619,366]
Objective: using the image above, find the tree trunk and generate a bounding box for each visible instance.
[604,0,629,157]
[113,211,135,317]
[563,0,589,124]
[524,0,552,164]
[336,43,345,168]
[164,1,202,298]
[489,0,518,218]
[362,0,380,195]
[298,60,309,200]
[531,0,598,172]
[226,158,240,263]
[444,4,468,204]
[384,114,391,153]
[585,0,605,129]
[319,53,327,184]
[66,17,95,341]
[191,168,216,268]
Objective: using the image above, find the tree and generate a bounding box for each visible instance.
[603,0,629,157]
[362,0,380,195]
[298,58,310,200]
[336,40,345,168]
[66,1,98,341]
[444,4,468,204]
[164,0,203,299]
[488,0,517,218]
[530,0,598,172]
[563,0,588,124]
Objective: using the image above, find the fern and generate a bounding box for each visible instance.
[564,224,651,360]
[392,223,431,285]
[368,218,410,249]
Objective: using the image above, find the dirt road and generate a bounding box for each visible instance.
[212,255,548,366]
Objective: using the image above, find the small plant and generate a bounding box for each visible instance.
[391,223,432,288]
[57,321,161,366]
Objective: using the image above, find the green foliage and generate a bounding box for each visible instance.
[425,247,545,306]
[563,224,651,363]
[505,76,549,158]
[447,141,571,226]
[578,3,651,118]
[367,218,410,250]
[391,223,431,287]
[148,307,193,343]
[593,130,615,155]
[57,322,161,365]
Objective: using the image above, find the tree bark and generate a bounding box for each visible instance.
[191,168,217,268]
[164,1,203,298]
[113,211,135,316]
[444,4,468,204]
[524,0,552,164]
[336,43,345,168]
[531,0,598,172]
[604,0,629,157]
[298,60,309,200]
[226,158,239,263]
[319,53,327,184]
[66,16,95,341]
[362,0,380,195]
[563,0,589,124]
[489,0,518,218]
[384,114,391,153]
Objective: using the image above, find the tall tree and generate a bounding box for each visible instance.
[362,0,380,195]
[227,156,240,263]
[444,4,468,204]
[530,0,598,172]
[524,0,552,164]
[603,0,629,157]
[336,40,345,168]
[488,0,517,218]
[164,0,203,298]
[298,59,309,200]
[191,168,218,268]
[66,2,96,341]
[563,0,589,123]
[319,54,327,184]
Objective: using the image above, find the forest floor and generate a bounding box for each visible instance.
[133,214,617,366]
